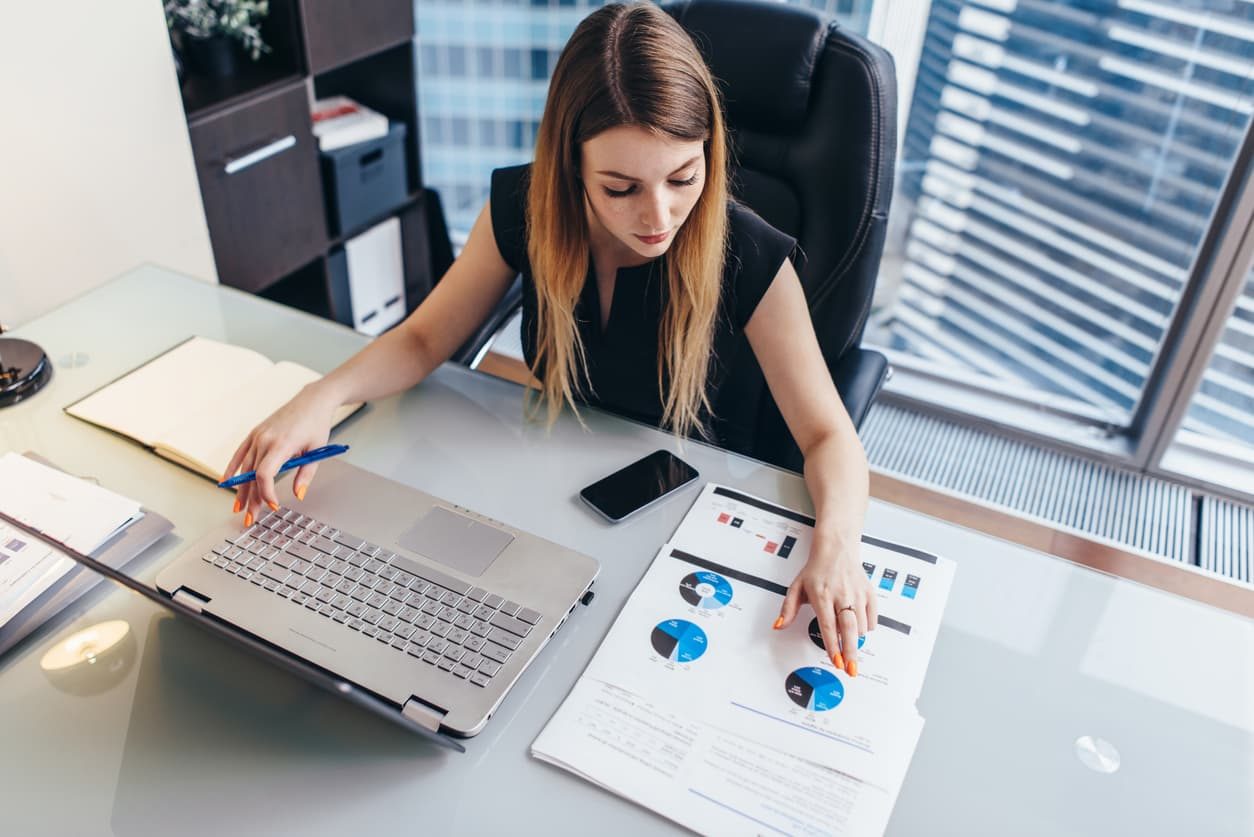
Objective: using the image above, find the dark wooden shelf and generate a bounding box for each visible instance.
[182,66,303,124]
[301,0,414,75]
[180,0,436,326]
[309,33,414,78]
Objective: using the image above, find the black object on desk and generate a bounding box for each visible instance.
[0,338,52,407]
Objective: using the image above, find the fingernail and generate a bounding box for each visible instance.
[295,484,307,501]
[772,616,784,630]
[244,512,253,527]
[232,498,241,514]
[267,501,279,513]
[847,661,858,678]
[831,652,845,671]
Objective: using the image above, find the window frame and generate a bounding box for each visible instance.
[1136,122,1254,493]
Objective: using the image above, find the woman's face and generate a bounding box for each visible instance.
[580,125,706,263]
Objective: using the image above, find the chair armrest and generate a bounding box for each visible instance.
[452,276,524,366]
[763,346,890,474]
[832,347,889,431]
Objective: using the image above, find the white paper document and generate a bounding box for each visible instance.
[0,522,74,625]
[0,452,143,554]
[533,677,916,837]
[0,453,145,627]
[533,483,957,836]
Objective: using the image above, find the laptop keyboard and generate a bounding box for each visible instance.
[201,507,541,689]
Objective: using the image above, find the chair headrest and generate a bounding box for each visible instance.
[666,0,831,135]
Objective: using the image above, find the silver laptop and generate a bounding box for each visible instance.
[155,457,599,738]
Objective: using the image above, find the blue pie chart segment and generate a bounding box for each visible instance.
[785,667,844,712]
[679,571,734,610]
[651,619,708,663]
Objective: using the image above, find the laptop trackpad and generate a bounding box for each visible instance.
[396,506,514,577]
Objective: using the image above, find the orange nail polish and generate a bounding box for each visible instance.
[232,498,241,514]
[847,661,858,678]
[831,652,845,671]
[268,501,279,513]
[772,616,784,630]
[244,512,253,527]
[295,485,307,502]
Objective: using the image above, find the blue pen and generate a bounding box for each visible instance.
[218,444,350,488]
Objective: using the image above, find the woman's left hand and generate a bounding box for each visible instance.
[774,537,876,676]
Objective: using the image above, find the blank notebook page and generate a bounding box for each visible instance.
[155,361,326,479]
[66,337,277,446]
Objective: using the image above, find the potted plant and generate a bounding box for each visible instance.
[165,0,271,78]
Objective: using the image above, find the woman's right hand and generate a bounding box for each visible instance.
[221,382,341,525]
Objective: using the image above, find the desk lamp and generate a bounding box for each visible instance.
[0,333,52,407]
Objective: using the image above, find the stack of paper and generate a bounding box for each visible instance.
[533,483,956,835]
[0,452,144,626]
[311,95,389,151]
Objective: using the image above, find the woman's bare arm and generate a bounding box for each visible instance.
[744,259,875,676]
[227,201,518,518]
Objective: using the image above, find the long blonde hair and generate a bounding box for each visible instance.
[526,2,729,437]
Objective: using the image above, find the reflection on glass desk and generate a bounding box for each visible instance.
[1,266,1251,836]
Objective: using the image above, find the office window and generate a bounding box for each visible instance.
[447,44,468,77]
[424,116,446,146]
[477,118,500,147]
[475,46,496,77]
[420,43,440,75]
[506,119,525,148]
[529,47,549,80]
[1164,266,1254,494]
[502,47,524,78]
[450,116,472,146]
[1185,271,1254,451]
[865,0,1254,438]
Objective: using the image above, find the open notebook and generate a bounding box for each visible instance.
[65,337,361,482]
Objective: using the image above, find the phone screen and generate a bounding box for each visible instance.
[579,450,699,522]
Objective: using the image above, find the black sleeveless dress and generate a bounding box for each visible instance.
[490,163,796,453]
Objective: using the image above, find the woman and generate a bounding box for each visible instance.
[224,2,876,676]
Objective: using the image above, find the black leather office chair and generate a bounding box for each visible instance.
[449,0,896,470]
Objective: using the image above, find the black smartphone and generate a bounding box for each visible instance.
[579,450,700,523]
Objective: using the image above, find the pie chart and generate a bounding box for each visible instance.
[650,619,708,663]
[679,571,734,609]
[808,617,865,652]
[785,666,844,712]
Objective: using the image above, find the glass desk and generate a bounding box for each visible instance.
[1,266,1250,835]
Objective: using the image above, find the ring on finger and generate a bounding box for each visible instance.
[837,605,856,614]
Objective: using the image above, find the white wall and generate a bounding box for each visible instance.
[0,0,217,328]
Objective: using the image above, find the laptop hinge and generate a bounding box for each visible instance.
[172,588,209,614]
[402,697,447,732]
